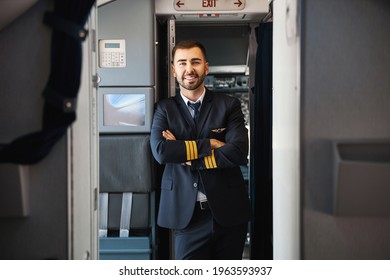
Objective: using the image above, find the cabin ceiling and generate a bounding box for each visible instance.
[0,0,38,31]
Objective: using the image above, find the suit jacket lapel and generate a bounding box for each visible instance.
[173,89,214,138]
[173,94,197,136]
[197,89,213,136]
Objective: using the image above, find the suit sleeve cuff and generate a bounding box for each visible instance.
[190,149,218,170]
[184,140,198,161]
[203,149,217,169]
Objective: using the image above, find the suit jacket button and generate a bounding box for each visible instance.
[193,183,197,188]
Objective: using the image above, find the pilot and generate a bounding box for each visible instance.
[150,40,251,259]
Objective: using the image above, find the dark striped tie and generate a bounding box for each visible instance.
[188,101,201,123]
[187,101,205,194]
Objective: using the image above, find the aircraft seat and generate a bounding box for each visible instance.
[98,134,156,260]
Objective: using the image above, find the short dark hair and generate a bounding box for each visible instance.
[172,40,207,62]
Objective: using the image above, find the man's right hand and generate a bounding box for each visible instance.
[210,139,225,149]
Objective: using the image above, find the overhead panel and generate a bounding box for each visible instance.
[156,0,268,22]
[173,0,246,11]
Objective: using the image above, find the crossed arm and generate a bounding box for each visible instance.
[150,98,248,169]
[162,130,225,149]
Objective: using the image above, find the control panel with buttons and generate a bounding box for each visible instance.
[99,39,126,68]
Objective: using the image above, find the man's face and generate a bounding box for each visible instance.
[172,47,209,92]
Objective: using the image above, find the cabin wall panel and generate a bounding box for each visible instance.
[302,0,390,259]
[0,0,68,260]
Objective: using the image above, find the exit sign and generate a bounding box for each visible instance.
[174,0,245,11]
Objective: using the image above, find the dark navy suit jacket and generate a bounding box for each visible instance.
[150,89,251,230]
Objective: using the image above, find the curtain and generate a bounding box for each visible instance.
[250,21,273,260]
[0,0,95,164]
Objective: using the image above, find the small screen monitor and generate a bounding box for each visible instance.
[98,87,154,133]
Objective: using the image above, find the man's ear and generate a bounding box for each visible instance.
[172,64,176,77]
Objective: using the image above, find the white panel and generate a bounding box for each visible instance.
[272,0,300,259]
[69,6,99,260]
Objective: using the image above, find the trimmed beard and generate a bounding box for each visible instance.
[177,73,206,91]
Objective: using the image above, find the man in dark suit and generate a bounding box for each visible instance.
[150,40,251,260]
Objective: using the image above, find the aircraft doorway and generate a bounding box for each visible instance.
[155,16,273,259]
[96,0,273,260]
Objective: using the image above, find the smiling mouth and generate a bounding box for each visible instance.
[184,75,197,82]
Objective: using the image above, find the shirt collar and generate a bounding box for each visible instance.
[180,88,206,106]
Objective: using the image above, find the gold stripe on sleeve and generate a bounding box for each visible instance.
[185,141,191,161]
[185,141,198,160]
[192,141,198,159]
[204,150,217,169]
[210,149,217,168]
[204,156,210,169]
[189,141,194,160]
